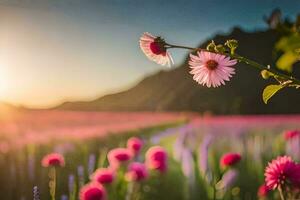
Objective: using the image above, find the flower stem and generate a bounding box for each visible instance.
[166,43,300,86]
[278,186,285,200]
[49,167,56,200]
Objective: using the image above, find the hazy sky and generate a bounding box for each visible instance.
[0,0,299,108]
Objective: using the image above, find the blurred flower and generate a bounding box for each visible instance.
[125,162,148,182]
[216,169,239,191]
[127,137,143,156]
[284,130,300,140]
[220,153,241,167]
[257,184,270,198]
[199,135,213,175]
[189,51,237,88]
[265,156,300,190]
[79,182,106,200]
[33,186,40,200]
[107,148,132,169]
[61,195,68,200]
[90,168,115,184]
[139,32,173,67]
[88,154,96,176]
[41,153,65,167]
[181,148,195,183]
[68,174,75,198]
[146,146,168,173]
[77,165,85,188]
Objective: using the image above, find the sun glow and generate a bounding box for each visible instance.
[0,67,9,99]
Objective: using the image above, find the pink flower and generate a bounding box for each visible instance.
[127,137,143,156]
[265,156,300,190]
[220,153,241,167]
[257,184,270,198]
[284,130,300,140]
[125,162,148,182]
[41,153,65,167]
[146,146,168,173]
[79,182,106,200]
[107,148,132,168]
[139,32,173,67]
[189,51,237,88]
[90,168,115,184]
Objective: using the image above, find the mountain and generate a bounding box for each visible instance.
[56,27,300,114]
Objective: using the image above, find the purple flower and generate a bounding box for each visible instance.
[216,169,239,191]
[181,148,195,184]
[88,154,96,176]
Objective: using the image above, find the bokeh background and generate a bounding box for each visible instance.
[1,1,300,200]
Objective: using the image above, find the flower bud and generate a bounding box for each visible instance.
[261,70,272,80]
[206,41,216,51]
[214,44,226,53]
[225,39,238,54]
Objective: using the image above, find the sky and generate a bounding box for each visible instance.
[0,0,299,108]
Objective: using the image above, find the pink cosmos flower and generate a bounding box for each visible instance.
[79,182,106,200]
[125,162,148,182]
[139,32,173,67]
[127,137,143,156]
[145,146,168,173]
[220,153,241,167]
[265,156,300,190]
[90,168,115,184]
[107,148,132,168]
[284,130,300,140]
[257,184,270,198]
[41,153,65,167]
[189,51,237,88]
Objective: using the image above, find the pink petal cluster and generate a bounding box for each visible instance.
[127,137,143,156]
[41,153,65,167]
[90,168,115,184]
[257,184,270,198]
[284,130,300,140]
[107,148,132,168]
[125,162,148,182]
[189,51,237,88]
[220,153,241,167]
[146,146,168,173]
[265,156,300,190]
[79,182,107,200]
[139,32,173,67]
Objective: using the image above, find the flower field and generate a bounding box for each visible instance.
[1,112,300,200]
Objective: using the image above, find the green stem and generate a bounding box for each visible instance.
[166,44,300,85]
[278,186,285,200]
[49,167,56,200]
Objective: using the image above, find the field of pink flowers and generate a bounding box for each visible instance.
[1,112,300,200]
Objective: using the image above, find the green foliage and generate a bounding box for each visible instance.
[262,84,284,104]
[275,34,300,72]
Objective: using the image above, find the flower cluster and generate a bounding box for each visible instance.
[140,32,237,88]
[80,137,168,200]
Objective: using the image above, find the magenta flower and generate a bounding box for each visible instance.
[146,146,168,173]
[79,182,106,200]
[257,184,270,198]
[220,153,241,167]
[41,153,65,167]
[107,148,132,168]
[90,168,115,184]
[265,156,300,190]
[139,32,173,67]
[127,137,143,156]
[284,130,300,140]
[189,51,237,87]
[125,162,148,182]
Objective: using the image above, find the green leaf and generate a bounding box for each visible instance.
[262,85,284,104]
[275,35,300,52]
[276,51,299,72]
